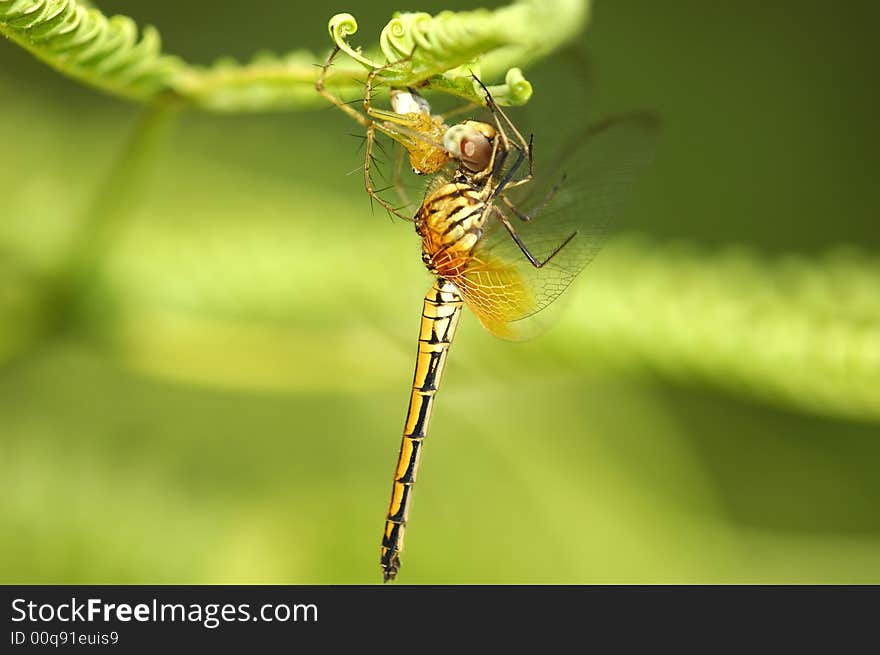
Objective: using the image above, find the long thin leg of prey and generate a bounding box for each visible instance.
[381,278,463,582]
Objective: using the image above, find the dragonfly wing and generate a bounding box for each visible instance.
[461,112,659,339]
[446,253,536,340]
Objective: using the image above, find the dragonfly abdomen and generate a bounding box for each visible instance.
[381,278,463,582]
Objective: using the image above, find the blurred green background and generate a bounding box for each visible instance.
[2,0,879,583]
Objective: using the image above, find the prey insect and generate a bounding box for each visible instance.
[316,46,467,219]
[316,52,657,581]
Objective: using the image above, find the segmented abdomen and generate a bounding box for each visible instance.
[381,278,463,582]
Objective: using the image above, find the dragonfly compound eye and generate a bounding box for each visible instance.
[442,124,493,172]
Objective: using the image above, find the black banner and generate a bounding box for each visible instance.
[1,586,876,650]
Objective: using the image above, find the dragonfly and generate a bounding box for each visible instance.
[316,51,658,581]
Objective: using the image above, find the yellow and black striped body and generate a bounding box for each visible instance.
[381,175,490,581]
[381,278,463,582]
[416,177,489,279]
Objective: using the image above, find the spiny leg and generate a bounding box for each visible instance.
[363,60,459,183]
[364,123,411,220]
[317,45,448,162]
[363,120,412,213]
[317,46,432,141]
[317,47,426,186]
[361,61,420,217]
[363,55,411,119]
[315,46,371,128]
[363,51,427,128]
[318,49,420,219]
[492,206,576,269]
[319,45,424,141]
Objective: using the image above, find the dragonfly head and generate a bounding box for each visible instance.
[443,121,496,173]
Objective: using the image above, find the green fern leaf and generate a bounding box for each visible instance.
[0,0,182,101]
[328,0,591,106]
[1,0,591,111]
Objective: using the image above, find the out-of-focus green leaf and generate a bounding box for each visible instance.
[0,0,182,100]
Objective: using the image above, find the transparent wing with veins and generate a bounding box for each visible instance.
[450,113,659,340]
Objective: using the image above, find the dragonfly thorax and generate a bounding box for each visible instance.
[416,180,487,278]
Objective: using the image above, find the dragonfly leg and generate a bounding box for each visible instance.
[473,130,504,188]
[492,206,577,269]
[488,145,526,199]
[472,74,534,187]
[474,142,525,226]
[499,133,534,191]
[501,172,568,223]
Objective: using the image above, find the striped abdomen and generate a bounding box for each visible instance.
[381,278,463,581]
[416,180,487,278]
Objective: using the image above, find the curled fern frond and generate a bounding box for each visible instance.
[174,0,591,112]
[2,0,590,111]
[0,0,183,101]
[327,13,375,69]
[328,0,591,106]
